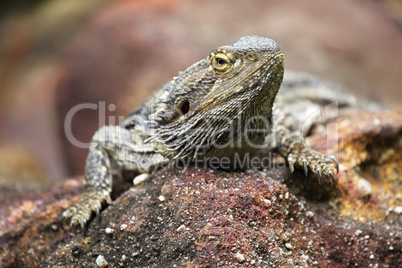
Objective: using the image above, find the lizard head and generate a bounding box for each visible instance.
[149,35,284,160]
[202,35,284,110]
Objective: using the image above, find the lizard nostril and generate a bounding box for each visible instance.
[180,100,190,115]
[246,53,256,61]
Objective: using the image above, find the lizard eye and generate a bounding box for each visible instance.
[216,58,226,65]
[212,53,232,74]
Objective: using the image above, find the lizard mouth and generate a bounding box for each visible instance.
[197,51,284,113]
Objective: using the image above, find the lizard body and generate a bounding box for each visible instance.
[62,36,338,230]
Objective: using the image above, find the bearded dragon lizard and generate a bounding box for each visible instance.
[62,35,338,231]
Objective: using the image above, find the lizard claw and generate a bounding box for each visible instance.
[329,170,335,186]
[61,213,66,225]
[69,222,73,237]
[68,221,74,238]
[331,155,339,174]
[80,219,86,236]
[288,162,294,173]
[106,193,112,204]
[287,154,296,173]
[317,168,322,184]
[303,160,308,176]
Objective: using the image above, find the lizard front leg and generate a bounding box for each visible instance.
[276,125,338,185]
[62,125,166,231]
[62,141,113,232]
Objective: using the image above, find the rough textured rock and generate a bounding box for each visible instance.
[1,2,401,266]
[1,108,401,267]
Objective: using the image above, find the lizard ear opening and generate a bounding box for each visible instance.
[180,100,190,115]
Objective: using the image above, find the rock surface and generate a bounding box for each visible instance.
[1,108,401,267]
[1,1,401,266]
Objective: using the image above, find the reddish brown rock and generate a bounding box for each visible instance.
[0,178,82,266]
[1,2,402,266]
[1,110,401,267]
[308,112,402,225]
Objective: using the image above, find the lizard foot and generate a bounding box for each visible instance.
[62,190,112,234]
[287,148,338,185]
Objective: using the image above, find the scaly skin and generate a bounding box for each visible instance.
[62,36,338,232]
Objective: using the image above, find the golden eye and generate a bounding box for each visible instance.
[216,57,227,66]
[212,53,232,74]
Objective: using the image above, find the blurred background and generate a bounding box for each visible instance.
[0,0,401,191]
